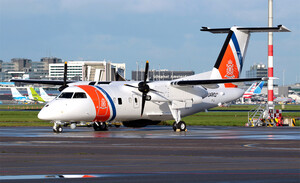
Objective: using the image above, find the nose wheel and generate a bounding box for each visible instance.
[172,121,187,132]
[53,125,63,133]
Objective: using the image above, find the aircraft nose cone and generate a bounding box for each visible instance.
[38,105,50,120]
[38,103,59,120]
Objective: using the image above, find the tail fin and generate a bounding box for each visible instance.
[29,87,45,102]
[39,87,50,98]
[243,82,257,98]
[26,87,34,100]
[201,25,290,88]
[253,81,264,94]
[11,87,23,98]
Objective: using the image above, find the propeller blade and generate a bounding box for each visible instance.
[125,84,159,93]
[63,61,67,87]
[144,60,149,83]
[141,92,147,116]
[124,84,138,89]
[149,88,159,92]
[59,62,68,92]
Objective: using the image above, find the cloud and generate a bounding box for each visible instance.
[57,0,175,15]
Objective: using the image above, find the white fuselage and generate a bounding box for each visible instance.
[38,81,244,123]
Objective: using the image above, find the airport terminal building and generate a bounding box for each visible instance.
[0,57,62,81]
[0,58,125,82]
[132,70,195,81]
[49,61,125,81]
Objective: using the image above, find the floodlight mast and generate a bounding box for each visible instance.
[268,0,274,109]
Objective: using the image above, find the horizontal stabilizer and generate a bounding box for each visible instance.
[201,25,290,34]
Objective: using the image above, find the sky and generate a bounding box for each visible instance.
[0,0,299,85]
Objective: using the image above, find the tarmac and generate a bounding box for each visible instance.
[0,126,300,183]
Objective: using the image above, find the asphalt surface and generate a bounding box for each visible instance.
[0,126,300,183]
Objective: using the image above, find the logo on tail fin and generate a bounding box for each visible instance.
[225,60,235,79]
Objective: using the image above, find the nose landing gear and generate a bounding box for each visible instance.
[53,121,63,133]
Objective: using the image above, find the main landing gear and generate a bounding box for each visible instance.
[172,121,187,132]
[93,122,108,131]
[169,108,187,132]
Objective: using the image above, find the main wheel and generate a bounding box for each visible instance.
[93,122,108,131]
[178,121,186,131]
[172,121,186,132]
[172,122,177,131]
[53,125,63,133]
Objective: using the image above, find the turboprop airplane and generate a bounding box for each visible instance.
[11,25,290,133]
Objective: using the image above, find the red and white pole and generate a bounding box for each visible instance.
[267,0,274,108]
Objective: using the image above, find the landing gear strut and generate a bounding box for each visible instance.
[53,122,63,133]
[93,122,108,131]
[172,121,187,132]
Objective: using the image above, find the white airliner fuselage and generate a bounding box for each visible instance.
[38,81,244,124]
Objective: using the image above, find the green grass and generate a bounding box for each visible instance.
[164,112,249,126]
[0,111,51,127]
[0,104,44,110]
[0,104,299,127]
[210,104,300,111]
[0,111,42,122]
[0,121,52,127]
[164,111,300,126]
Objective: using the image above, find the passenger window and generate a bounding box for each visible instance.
[58,92,73,98]
[135,98,138,103]
[73,92,87,98]
[118,98,122,105]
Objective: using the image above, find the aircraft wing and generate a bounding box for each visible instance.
[10,79,77,85]
[171,77,267,86]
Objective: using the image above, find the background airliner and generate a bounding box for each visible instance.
[27,87,45,103]
[39,87,56,102]
[243,81,265,99]
[11,25,289,133]
[10,87,32,104]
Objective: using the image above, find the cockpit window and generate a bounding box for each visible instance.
[58,92,74,98]
[73,92,87,98]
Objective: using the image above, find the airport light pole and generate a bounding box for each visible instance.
[267,0,274,109]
